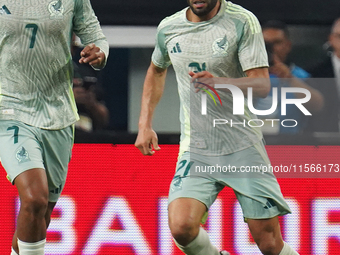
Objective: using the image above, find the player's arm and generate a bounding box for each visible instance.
[135,62,167,155]
[233,67,271,98]
[190,67,271,98]
[73,0,109,69]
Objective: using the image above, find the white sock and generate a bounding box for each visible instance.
[279,241,299,255]
[11,247,19,255]
[17,239,45,255]
[174,227,219,255]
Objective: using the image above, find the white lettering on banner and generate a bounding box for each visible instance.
[82,196,152,255]
[312,199,340,254]
[15,196,77,255]
[158,197,223,254]
[13,194,340,254]
[159,197,173,255]
[282,199,300,251]
[45,196,77,254]
[234,199,300,254]
[234,201,261,254]
[207,198,223,251]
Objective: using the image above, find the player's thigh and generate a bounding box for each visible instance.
[40,126,74,202]
[0,120,45,184]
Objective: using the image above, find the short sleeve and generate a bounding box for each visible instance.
[151,26,171,69]
[238,13,268,72]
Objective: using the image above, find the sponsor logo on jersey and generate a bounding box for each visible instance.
[48,0,64,19]
[16,147,30,163]
[0,5,11,14]
[212,35,228,57]
[170,43,182,53]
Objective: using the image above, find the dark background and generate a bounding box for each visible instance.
[91,0,340,26]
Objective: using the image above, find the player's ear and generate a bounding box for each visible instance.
[328,33,335,49]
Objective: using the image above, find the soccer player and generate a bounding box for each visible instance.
[0,1,108,254]
[135,0,299,254]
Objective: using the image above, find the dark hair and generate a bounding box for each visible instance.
[262,20,290,39]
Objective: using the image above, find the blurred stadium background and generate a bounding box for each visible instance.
[1,0,340,254]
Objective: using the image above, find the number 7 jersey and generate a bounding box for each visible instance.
[152,0,269,156]
[0,0,109,129]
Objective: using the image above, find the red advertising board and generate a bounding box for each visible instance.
[1,144,340,255]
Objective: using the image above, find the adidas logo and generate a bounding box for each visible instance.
[264,198,277,209]
[50,184,62,194]
[0,5,11,14]
[170,43,182,53]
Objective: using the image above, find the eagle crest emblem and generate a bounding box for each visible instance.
[48,0,64,19]
[212,35,229,57]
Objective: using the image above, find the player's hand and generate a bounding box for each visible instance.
[135,128,161,156]
[189,71,214,93]
[79,43,105,69]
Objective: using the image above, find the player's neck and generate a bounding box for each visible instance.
[187,1,221,23]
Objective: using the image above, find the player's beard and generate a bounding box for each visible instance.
[187,0,219,17]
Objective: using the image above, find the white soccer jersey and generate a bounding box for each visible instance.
[152,0,268,156]
[0,0,109,129]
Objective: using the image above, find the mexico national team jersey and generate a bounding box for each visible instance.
[0,0,108,130]
[152,0,268,156]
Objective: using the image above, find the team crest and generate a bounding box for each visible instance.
[16,147,30,163]
[212,35,228,57]
[48,0,64,19]
[171,176,183,192]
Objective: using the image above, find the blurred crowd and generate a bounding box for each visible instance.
[257,18,340,134]
[72,39,109,133]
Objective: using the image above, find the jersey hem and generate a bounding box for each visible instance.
[0,116,78,130]
[180,135,263,157]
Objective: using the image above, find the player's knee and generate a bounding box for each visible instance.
[20,194,48,217]
[169,217,199,245]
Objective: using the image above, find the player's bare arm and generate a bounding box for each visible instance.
[79,43,106,69]
[190,67,270,98]
[135,62,167,156]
